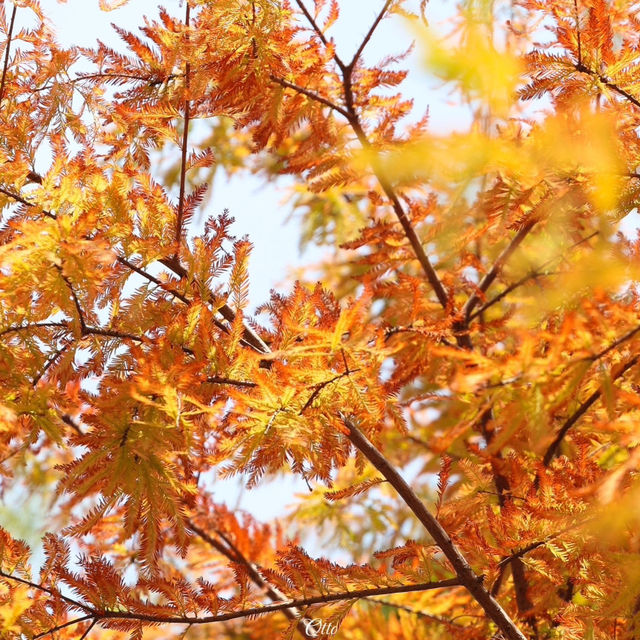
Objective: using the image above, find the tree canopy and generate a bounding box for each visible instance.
[2,0,640,638]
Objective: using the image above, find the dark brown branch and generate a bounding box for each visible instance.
[341,416,527,640]
[32,341,71,387]
[347,0,392,71]
[56,267,87,332]
[300,369,359,414]
[468,231,598,321]
[0,569,93,614]
[290,2,452,322]
[206,376,257,388]
[269,75,349,118]
[94,578,461,626]
[575,62,640,110]
[188,519,313,635]
[158,255,270,355]
[60,413,84,436]
[589,323,640,363]
[175,2,191,247]
[365,598,463,629]
[0,179,269,357]
[468,270,557,321]
[0,321,69,337]
[33,615,94,639]
[116,256,190,305]
[0,3,16,105]
[33,72,179,92]
[573,0,582,66]
[349,116,452,313]
[477,409,534,619]
[541,356,639,468]
[0,186,56,218]
[78,619,97,640]
[463,220,536,322]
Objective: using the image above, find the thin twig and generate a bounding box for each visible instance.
[0,3,17,105]
[269,75,349,117]
[348,0,392,70]
[573,0,582,66]
[292,0,346,70]
[364,597,463,629]
[206,376,258,388]
[0,569,93,613]
[463,219,536,322]
[575,62,640,110]
[175,2,191,248]
[468,231,598,321]
[33,615,94,639]
[541,356,639,468]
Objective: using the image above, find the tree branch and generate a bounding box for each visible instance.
[0,2,16,105]
[174,2,191,248]
[463,219,536,322]
[575,61,640,110]
[468,231,598,321]
[541,356,639,468]
[74,578,460,627]
[188,519,312,637]
[347,0,392,71]
[0,569,93,614]
[33,615,94,639]
[269,75,349,118]
[0,186,270,357]
[341,415,527,640]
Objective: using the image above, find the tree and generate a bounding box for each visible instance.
[1,0,640,637]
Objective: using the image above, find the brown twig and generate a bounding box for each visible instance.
[292,0,346,70]
[269,75,349,118]
[463,219,537,322]
[33,615,94,639]
[0,569,93,613]
[575,62,640,110]
[541,356,639,468]
[347,0,392,70]
[0,3,17,105]
[468,231,598,321]
[12,574,459,627]
[175,2,191,248]
[206,376,258,388]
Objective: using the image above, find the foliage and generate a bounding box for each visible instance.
[1,0,640,638]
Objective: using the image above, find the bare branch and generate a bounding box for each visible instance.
[348,0,392,71]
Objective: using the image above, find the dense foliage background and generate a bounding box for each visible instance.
[2,0,640,638]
